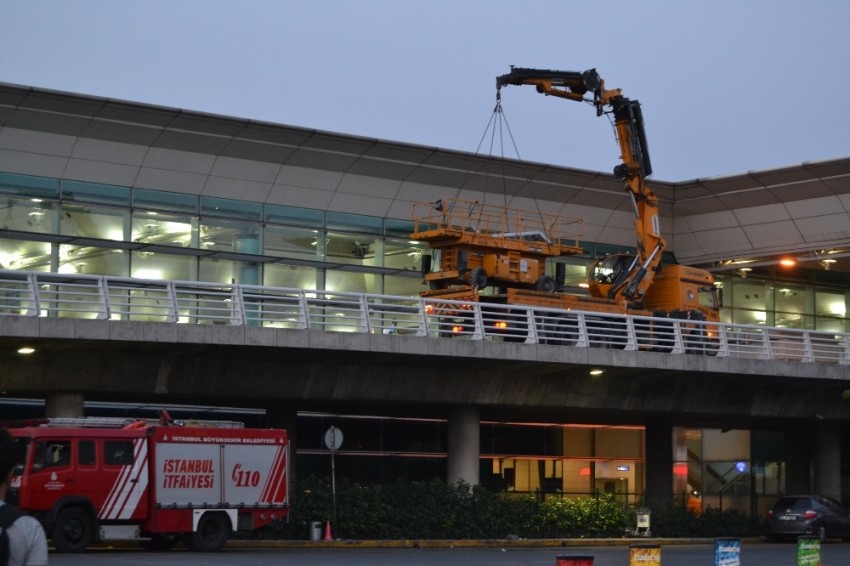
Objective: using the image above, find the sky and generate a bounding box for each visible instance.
[2,1,849,182]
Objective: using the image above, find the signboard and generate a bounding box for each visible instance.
[629,544,660,565]
[796,536,820,566]
[324,426,343,451]
[714,538,741,566]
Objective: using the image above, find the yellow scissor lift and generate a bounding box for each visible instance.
[411,198,584,296]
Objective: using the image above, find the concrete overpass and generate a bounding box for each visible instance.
[2,269,849,502]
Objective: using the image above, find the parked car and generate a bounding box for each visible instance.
[766,495,850,542]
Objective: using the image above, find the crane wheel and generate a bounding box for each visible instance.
[535,276,557,293]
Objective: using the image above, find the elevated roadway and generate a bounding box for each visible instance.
[0,270,848,428]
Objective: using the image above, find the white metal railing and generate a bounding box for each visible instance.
[1,269,848,365]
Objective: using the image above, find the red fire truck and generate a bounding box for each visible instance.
[5,414,289,552]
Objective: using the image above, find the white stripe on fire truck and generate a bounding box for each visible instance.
[101,453,133,519]
[115,441,149,520]
[261,445,286,503]
[258,446,280,502]
[100,438,148,520]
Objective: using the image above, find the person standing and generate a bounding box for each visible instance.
[0,428,48,566]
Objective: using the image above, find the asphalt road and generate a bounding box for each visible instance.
[47,542,850,566]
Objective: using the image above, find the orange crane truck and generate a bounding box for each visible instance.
[411,67,720,350]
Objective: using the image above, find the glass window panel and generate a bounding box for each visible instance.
[385,218,415,238]
[196,255,260,286]
[79,440,96,466]
[62,180,130,206]
[327,211,382,233]
[556,260,589,289]
[199,219,261,253]
[0,172,60,198]
[264,263,317,290]
[59,245,127,276]
[131,250,194,281]
[775,284,808,314]
[732,309,767,326]
[384,237,426,272]
[200,196,262,222]
[131,211,194,249]
[383,274,427,296]
[60,203,128,241]
[198,257,237,284]
[263,226,322,261]
[0,239,52,271]
[816,290,846,318]
[133,188,198,214]
[732,280,768,311]
[325,232,377,266]
[265,204,324,228]
[815,317,846,333]
[0,196,58,235]
[326,270,377,293]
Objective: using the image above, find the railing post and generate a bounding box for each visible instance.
[359,295,372,334]
[671,320,685,354]
[471,303,484,340]
[715,324,730,357]
[763,328,774,360]
[25,272,40,316]
[524,308,539,345]
[165,282,178,323]
[416,300,429,337]
[575,312,589,348]
[296,290,310,330]
[624,316,638,351]
[230,286,246,326]
[96,276,111,320]
[800,330,814,363]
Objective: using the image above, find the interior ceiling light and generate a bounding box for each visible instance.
[779,258,796,268]
[17,347,36,355]
[589,369,604,376]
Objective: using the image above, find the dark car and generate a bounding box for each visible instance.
[767,495,850,542]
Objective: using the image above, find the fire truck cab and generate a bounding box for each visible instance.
[5,416,289,553]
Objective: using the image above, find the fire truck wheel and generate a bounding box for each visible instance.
[186,512,230,552]
[51,506,93,553]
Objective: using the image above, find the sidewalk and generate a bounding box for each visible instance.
[220,537,766,549]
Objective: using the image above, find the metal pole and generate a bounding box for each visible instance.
[331,447,337,529]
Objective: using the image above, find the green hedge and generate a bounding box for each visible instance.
[252,477,763,540]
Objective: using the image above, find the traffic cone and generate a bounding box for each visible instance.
[323,520,333,541]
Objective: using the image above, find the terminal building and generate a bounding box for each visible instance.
[1,82,849,515]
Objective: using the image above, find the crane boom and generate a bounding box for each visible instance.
[496,67,662,306]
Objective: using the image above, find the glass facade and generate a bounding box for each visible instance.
[673,428,788,518]
[2,170,848,509]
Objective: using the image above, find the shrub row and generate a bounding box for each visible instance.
[250,477,764,540]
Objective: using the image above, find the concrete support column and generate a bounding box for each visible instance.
[644,420,673,506]
[813,421,841,500]
[266,404,298,484]
[447,405,480,487]
[44,392,84,418]
[785,427,812,494]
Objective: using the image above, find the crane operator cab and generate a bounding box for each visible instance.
[587,253,634,299]
[587,253,721,319]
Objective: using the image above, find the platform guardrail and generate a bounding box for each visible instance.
[1,270,848,364]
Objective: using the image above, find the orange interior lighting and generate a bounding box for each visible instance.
[779,257,796,268]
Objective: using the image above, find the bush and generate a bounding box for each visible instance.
[256,477,762,540]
